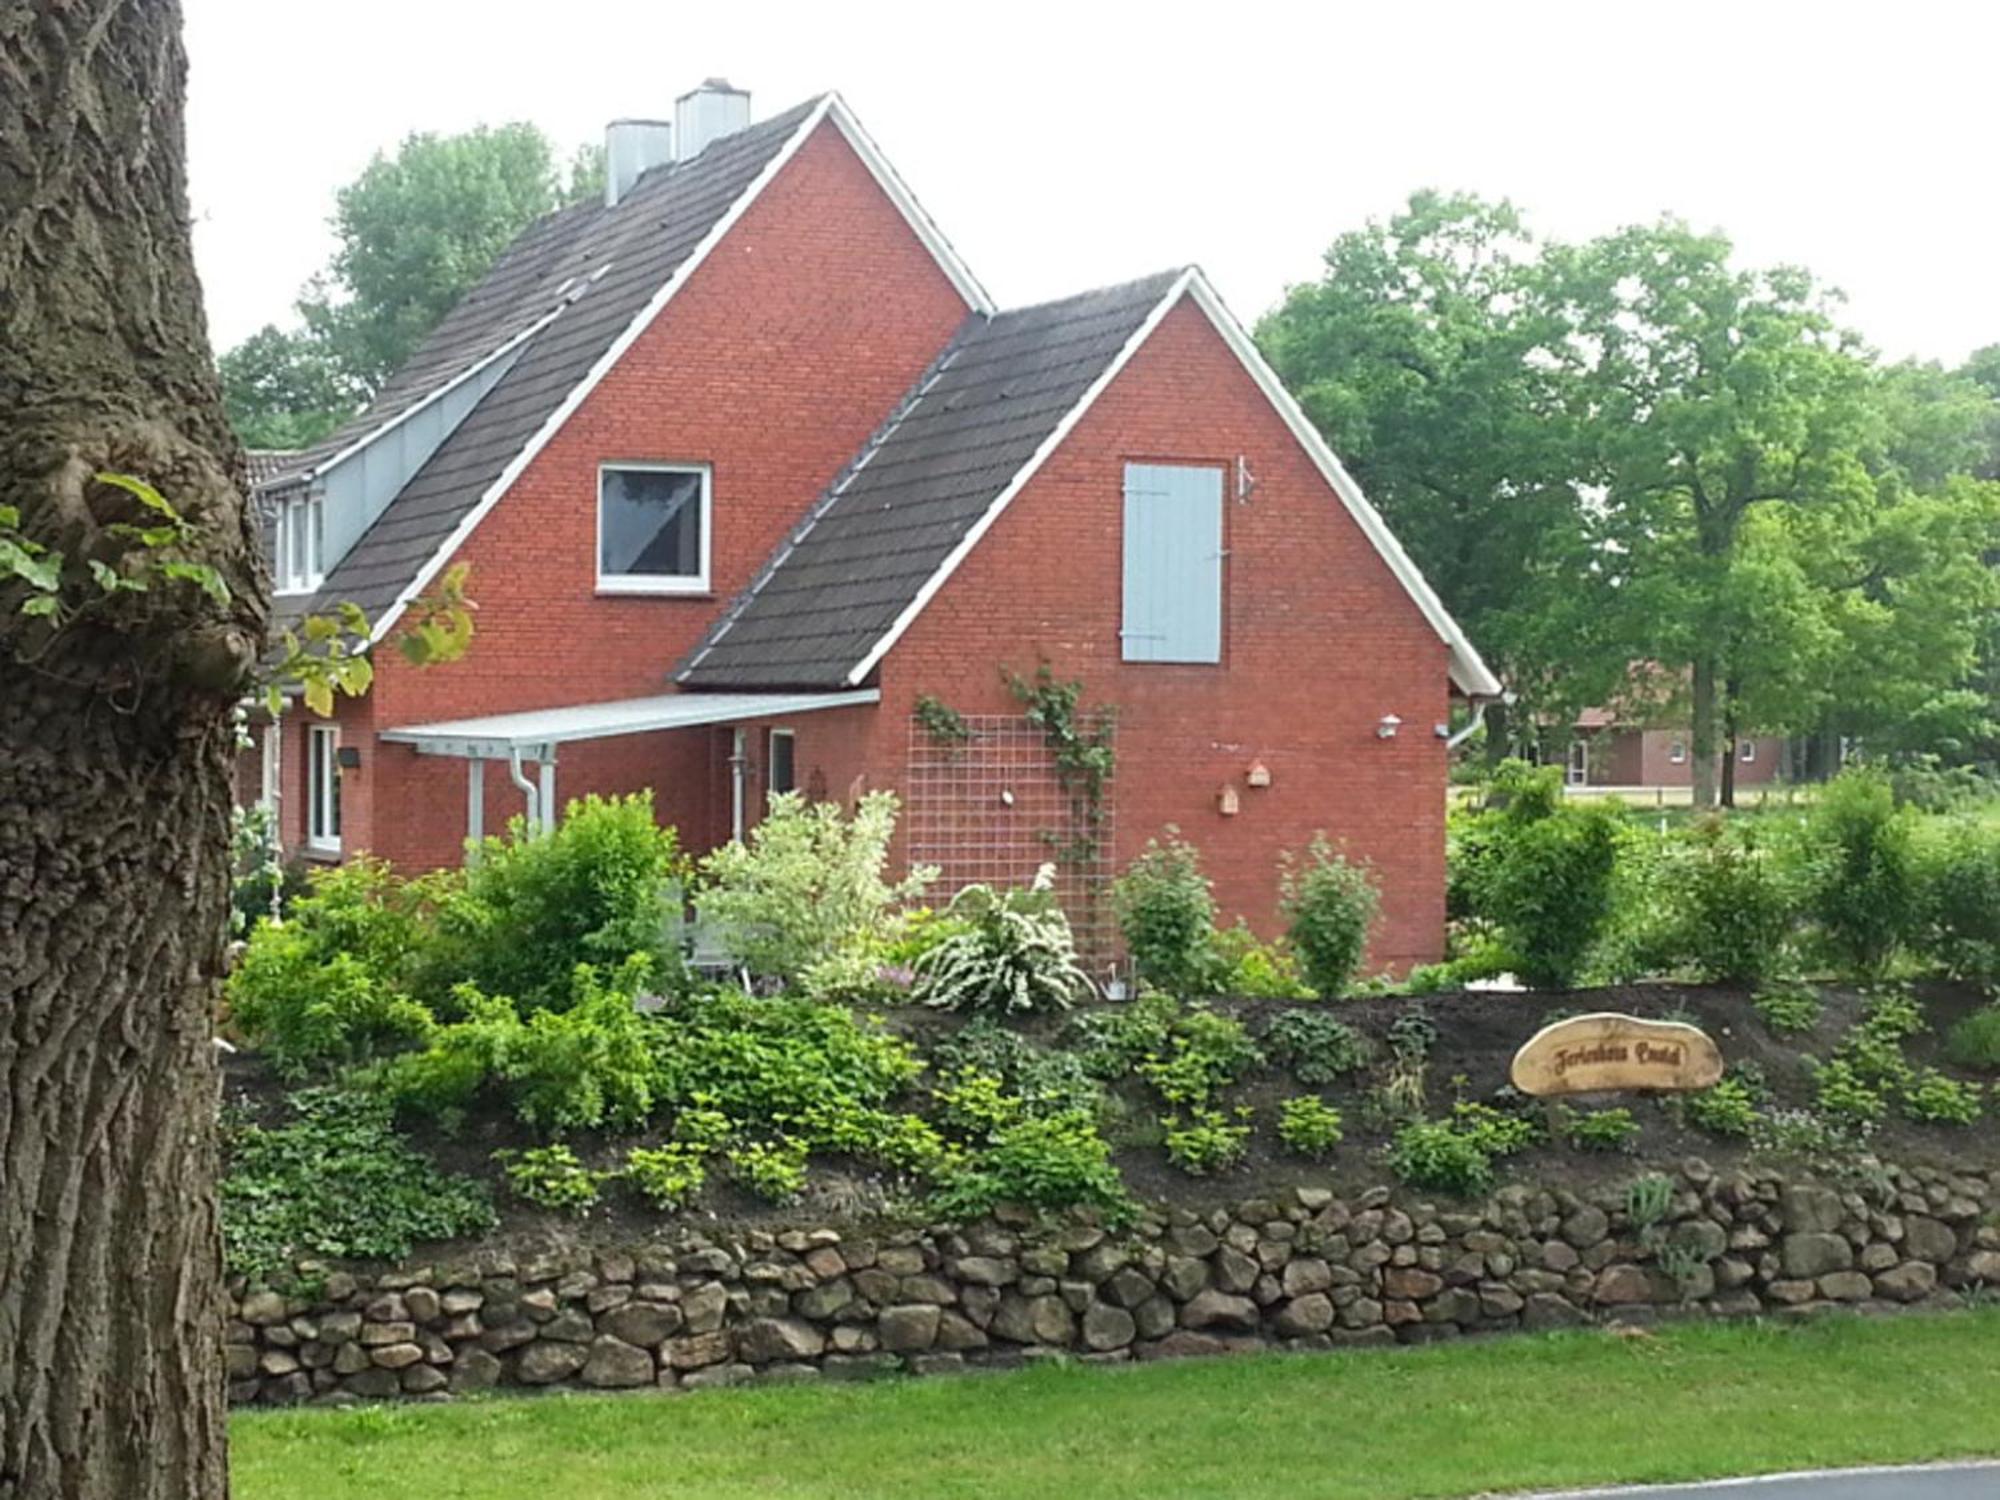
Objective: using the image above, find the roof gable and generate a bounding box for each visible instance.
[678,269,1500,698]
[269,93,989,641]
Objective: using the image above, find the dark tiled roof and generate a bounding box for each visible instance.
[271,98,823,633]
[676,270,1184,689]
[244,449,303,488]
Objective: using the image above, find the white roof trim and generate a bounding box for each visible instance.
[367,94,988,645]
[283,303,571,491]
[843,269,1198,686]
[381,688,880,757]
[844,269,1501,698]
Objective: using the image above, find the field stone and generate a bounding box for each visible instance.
[1780,1185,1845,1236]
[368,1343,424,1371]
[1904,1217,1958,1263]
[680,1283,729,1335]
[1082,1302,1137,1351]
[735,1318,825,1364]
[581,1336,655,1388]
[665,1331,731,1370]
[1281,1258,1332,1297]
[1212,1248,1259,1294]
[1592,1266,1655,1305]
[1180,1289,1258,1333]
[1134,1295,1177,1340]
[1873,1261,1938,1302]
[1817,1271,1873,1303]
[401,1364,449,1395]
[517,1343,587,1385]
[1104,1267,1156,1309]
[991,1294,1074,1346]
[935,1311,989,1351]
[601,1301,681,1347]
[1561,1207,1609,1248]
[240,1291,287,1327]
[1781,1233,1853,1279]
[877,1305,941,1353]
[1522,1293,1587,1330]
[1273,1294,1334,1337]
[1162,1256,1209,1301]
[450,1348,502,1391]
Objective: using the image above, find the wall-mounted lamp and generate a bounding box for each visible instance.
[999,788,1015,807]
[336,746,362,770]
[1433,723,1452,740]
[1376,714,1402,741]
[1217,784,1240,816]
[1245,759,1271,788]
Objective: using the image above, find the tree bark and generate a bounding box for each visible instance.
[1689,653,1718,810]
[1,3,262,1497]
[1718,675,1740,809]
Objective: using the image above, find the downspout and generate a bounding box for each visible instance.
[729,728,747,843]
[507,747,539,830]
[1445,697,1495,751]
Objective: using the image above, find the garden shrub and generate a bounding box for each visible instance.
[929,1110,1135,1224]
[729,1137,810,1203]
[1277,1095,1344,1158]
[914,871,1093,1014]
[646,988,923,1148]
[624,1143,708,1209]
[1263,1009,1368,1085]
[1800,769,1921,977]
[1661,818,1794,984]
[226,857,440,1076]
[498,1143,607,1215]
[1279,835,1380,997]
[1067,991,1181,1079]
[696,790,934,984]
[1161,1105,1253,1174]
[1901,1068,1983,1126]
[932,1066,1022,1138]
[929,1019,1103,1119]
[1204,920,1315,999]
[230,800,308,935]
[1448,1100,1538,1157]
[1135,1005,1261,1105]
[1922,818,2000,980]
[1463,761,1625,988]
[1113,830,1216,992]
[1683,1076,1761,1137]
[371,961,658,1133]
[437,793,688,1013]
[1944,1006,2000,1070]
[1566,1107,1639,1152]
[1388,1119,1493,1194]
[1810,1058,1888,1129]
[1752,981,1822,1035]
[222,1087,494,1278]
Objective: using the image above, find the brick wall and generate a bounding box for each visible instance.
[778,298,1456,972]
[284,118,968,871]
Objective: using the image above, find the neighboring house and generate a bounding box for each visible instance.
[243,82,1498,971]
[1568,707,1784,789]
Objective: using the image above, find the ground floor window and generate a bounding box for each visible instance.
[308,725,341,853]
[1668,738,1687,765]
[1566,738,1588,785]
[1739,738,1756,763]
[767,728,795,800]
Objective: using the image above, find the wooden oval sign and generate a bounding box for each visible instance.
[1510,1012,1723,1097]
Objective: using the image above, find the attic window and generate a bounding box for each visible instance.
[598,463,710,594]
[274,492,324,595]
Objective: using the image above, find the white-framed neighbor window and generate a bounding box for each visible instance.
[767,728,796,801]
[1566,738,1589,786]
[274,492,325,595]
[1668,737,1687,765]
[1739,738,1757,763]
[307,725,341,853]
[597,462,711,593]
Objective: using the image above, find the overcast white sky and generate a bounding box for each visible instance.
[185,0,1998,366]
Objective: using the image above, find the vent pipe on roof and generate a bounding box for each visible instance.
[604,119,674,208]
[674,78,750,162]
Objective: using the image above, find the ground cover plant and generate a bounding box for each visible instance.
[231,1313,2000,1500]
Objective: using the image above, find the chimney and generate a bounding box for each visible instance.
[674,78,751,163]
[604,119,674,208]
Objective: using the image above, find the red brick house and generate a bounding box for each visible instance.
[247,84,1498,971]
[1567,708,1785,790]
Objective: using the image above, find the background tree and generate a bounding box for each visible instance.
[220,122,598,447]
[1,2,251,1493]
[1964,344,2000,480]
[1257,193,1617,750]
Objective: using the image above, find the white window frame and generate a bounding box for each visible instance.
[1668,737,1687,765]
[274,492,325,596]
[766,727,796,803]
[307,724,341,854]
[1566,738,1589,786]
[596,461,712,595]
[1739,738,1756,764]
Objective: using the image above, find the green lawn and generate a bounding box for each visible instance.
[234,1311,2000,1500]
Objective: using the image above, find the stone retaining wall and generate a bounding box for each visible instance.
[226,1159,2000,1405]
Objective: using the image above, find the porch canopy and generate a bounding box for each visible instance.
[379,688,879,840]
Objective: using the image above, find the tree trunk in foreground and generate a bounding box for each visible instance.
[1689,653,1718,810]
[1,3,262,1496]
